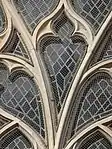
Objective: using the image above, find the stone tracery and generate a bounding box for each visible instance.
[75,130,112,149]
[0,128,33,149]
[13,0,60,33]
[71,72,112,136]
[0,0,112,149]
[70,0,112,33]
[0,65,46,140]
[40,11,87,113]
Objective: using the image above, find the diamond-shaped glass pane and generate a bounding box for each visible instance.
[40,12,87,113]
[0,65,46,139]
[0,128,33,149]
[70,0,112,33]
[71,72,112,136]
[14,0,59,33]
[77,131,112,149]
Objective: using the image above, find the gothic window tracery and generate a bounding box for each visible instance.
[40,11,87,113]
[3,29,32,63]
[76,131,112,149]
[90,26,112,66]
[71,72,112,136]
[0,128,33,149]
[0,0,112,149]
[0,65,46,140]
[0,115,11,129]
[13,0,60,33]
[70,0,112,33]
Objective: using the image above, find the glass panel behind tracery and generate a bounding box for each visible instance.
[70,0,112,33]
[0,65,46,139]
[71,72,112,136]
[40,12,87,113]
[14,0,59,33]
[0,128,33,149]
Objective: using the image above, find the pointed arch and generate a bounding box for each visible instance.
[38,9,87,116]
[1,1,112,149]
[70,71,112,138]
[12,0,60,34]
[0,128,33,149]
[75,129,112,149]
[89,24,112,67]
[0,64,46,141]
[69,0,112,34]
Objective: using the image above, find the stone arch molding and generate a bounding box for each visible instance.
[64,63,112,149]
[34,2,93,47]
[0,1,12,51]
[11,0,111,42]
[1,28,33,65]
[71,128,112,149]
[10,0,93,44]
[0,61,47,149]
[36,6,89,121]
[68,0,112,35]
[0,1,112,149]
[89,23,112,68]
[0,120,37,149]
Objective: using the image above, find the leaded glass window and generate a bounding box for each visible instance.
[0,64,46,139]
[14,0,59,33]
[71,72,112,136]
[40,11,87,113]
[76,131,112,149]
[70,0,112,33]
[0,0,112,149]
[0,128,33,149]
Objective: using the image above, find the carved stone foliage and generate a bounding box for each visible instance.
[70,0,112,33]
[0,63,46,140]
[40,11,87,113]
[71,72,112,137]
[14,0,60,33]
[0,128,33,149]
